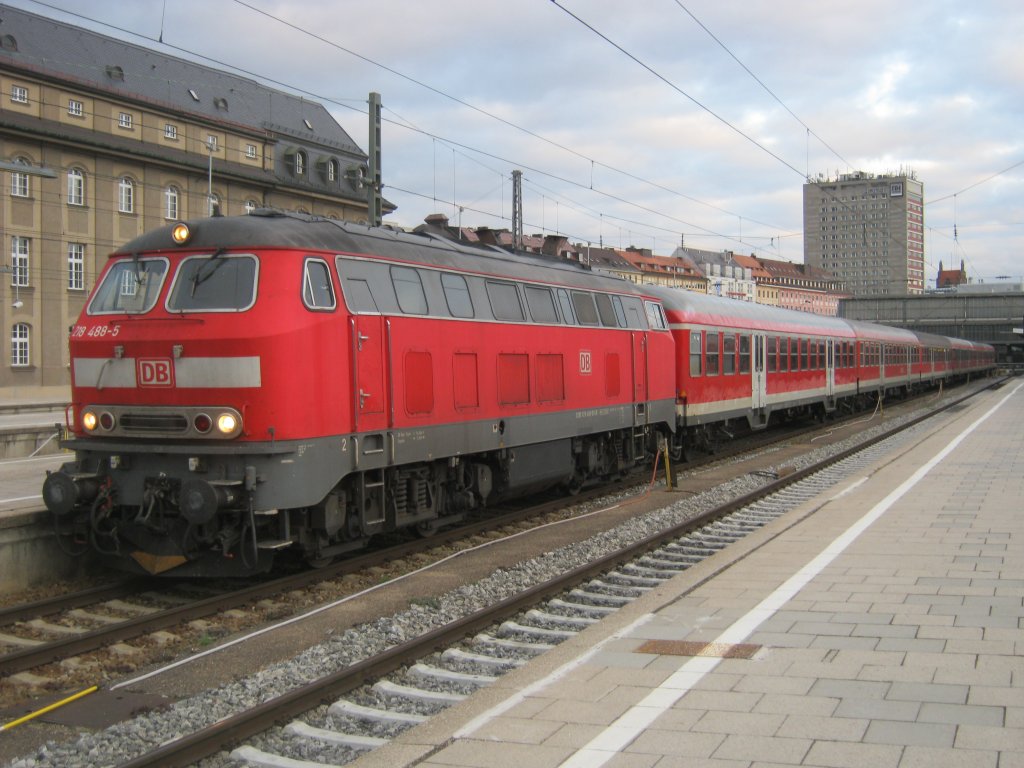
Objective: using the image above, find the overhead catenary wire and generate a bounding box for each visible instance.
[24,0,790,251]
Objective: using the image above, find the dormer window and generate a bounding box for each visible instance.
[214,97,228,111]
[106,65,124,81]
[188,88,199,102]
[303,118,313,131]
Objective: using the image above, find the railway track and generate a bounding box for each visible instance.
[72,378,1001,768]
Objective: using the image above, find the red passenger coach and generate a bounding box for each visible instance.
[648,288,856,455]
[44,211,677,576]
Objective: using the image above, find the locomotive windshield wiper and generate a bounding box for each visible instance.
[190,248,228,297]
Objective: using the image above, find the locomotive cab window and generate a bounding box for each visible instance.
[167,254,257,312]
[88,257,169,314]
[302,259,335,310]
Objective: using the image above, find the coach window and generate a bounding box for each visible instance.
[723,333,736,375]
[766,336,776,372]
[571,291,599,326]
[487,280,525,321]
[302,259,335,310]
[595,293,618,327]
[739,334,750,374]
[391,266,428,314]
[525,285,558,323]
[706,331,720,376]
[441,273,474,318]
[689,331,702,376]
[818,341,825,369]
[799,339,808,371]
[779,338,789,372]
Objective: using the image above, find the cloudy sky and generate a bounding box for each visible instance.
[13,0,1024,284]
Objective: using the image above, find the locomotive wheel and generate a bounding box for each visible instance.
[415,520,439,537]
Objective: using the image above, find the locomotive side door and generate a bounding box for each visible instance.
[631,331,649,406]
[351,314,388,433]
[752,333,767,411]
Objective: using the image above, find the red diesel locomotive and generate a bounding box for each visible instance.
[42,211,994,576]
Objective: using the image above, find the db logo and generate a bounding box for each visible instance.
[138,358,175,387]
[579,350,592,375]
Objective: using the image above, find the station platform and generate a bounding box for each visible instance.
[354,380,1024,768]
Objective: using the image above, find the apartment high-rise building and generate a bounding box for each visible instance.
[803,171,924,297]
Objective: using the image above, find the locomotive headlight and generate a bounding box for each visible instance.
[216,412,239,435]
[171,221,192,245]
[82,410,98,432]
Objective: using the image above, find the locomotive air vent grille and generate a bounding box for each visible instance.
[120,413,190,433]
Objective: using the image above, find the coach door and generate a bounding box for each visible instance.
[351,314,389,433]
[752,333,767,412]
[825,339,835,398]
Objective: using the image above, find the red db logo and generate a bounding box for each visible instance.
[138,358,174,387]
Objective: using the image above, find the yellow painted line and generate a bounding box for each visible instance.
[0,685,98,731]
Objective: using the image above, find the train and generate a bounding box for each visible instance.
[42,210,995,577]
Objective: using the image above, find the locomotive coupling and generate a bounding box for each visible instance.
[178,478,242,525]
[42,471,99,516]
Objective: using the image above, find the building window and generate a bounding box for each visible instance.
[10,84,28,104]
[118,177,134,213]
[67,168,85,206]
[206,134,218,152]
[295,151,305,176]
[244,199,257,214]
[11,236,29,286]
[68,98,84,117]
[118,112,133,129]
[67,243,85,290]
[11,323,29,367]
[208,193,220,217]
[164,123,177,140]
[10,159,30,198]
[328,159,338,182]
[245,143,257,160]
[165,186,179,219]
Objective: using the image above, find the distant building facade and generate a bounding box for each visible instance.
[935,259,968,290]
[617,247,706,292]
[0,4,376,394]
[673,246,755,302]
[803,171,925,297]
